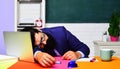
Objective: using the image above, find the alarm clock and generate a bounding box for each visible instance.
[35,19,42,27]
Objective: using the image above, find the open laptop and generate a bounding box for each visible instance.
[3,32,34,62]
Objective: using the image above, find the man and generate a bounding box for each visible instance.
[21,26,90,67]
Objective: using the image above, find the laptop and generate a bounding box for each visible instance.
[3,32,34,62]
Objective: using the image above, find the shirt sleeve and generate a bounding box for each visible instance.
[77,51,85,58]
[34,51,41,58]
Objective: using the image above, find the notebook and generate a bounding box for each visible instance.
[3,32,34,62]
[0,54,18,69]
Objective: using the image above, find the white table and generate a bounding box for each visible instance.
[93,41,120,57]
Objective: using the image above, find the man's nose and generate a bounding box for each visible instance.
[42,40,47,45]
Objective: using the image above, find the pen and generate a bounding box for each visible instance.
[90,58,96,62]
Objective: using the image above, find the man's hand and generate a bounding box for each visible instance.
[62,51,82,60]
[35,52,55,67]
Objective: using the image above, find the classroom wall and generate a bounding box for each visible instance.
[0,0,115,57]
[0,0,14,54]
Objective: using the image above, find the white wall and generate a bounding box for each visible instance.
[45,23,109,57]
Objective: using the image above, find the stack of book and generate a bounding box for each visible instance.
[0,55,18,69]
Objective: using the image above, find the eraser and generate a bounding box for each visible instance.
[56,61,61,64]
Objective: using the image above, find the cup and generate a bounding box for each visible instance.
[100,49,115,61]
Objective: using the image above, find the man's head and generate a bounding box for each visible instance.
[21,27,55,49]
[21,27,43,47]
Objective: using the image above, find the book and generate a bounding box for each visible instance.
[0,55,18,69]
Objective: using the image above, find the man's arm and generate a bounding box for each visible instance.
[65,29,90,58]
[33,47,55,67]
[34,51,55,67]
[62,51,82,60]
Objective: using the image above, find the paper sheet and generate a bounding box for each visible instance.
[76,57,98,62]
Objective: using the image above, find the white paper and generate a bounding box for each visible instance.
[76,57,98,62]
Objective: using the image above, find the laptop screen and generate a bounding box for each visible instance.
[3,32,34,62]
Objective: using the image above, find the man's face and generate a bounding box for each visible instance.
[34,32,48,48]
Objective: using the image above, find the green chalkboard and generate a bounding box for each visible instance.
[46,0,120,23]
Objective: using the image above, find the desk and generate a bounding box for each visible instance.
[74,56,120,69]
[8,57,70,69]
[8,57,120,69]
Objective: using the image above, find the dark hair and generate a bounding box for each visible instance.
[20,27,41,48]
[44,33,56,50]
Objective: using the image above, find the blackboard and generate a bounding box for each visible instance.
[46,0,120,23]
